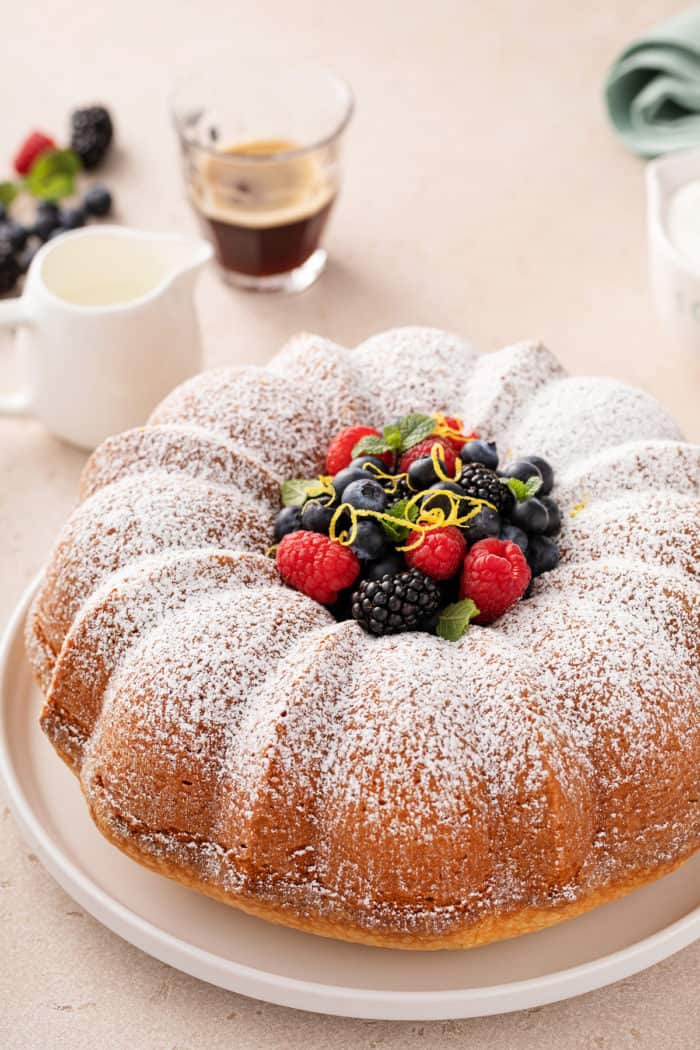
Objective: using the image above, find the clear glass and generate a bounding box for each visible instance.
[171,61,353,293]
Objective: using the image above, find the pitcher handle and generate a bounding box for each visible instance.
[0,296,34,415]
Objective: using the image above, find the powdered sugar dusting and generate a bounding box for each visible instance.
[29,328,700,943]
[504,376,683,471]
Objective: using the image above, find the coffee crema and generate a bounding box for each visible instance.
[191,139,336,277]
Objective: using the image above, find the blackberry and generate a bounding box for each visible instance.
[392,475,412,501]
[459,462,513,516]
[70,106,113,169]
[0,242,20,294]
[351,568,441,636]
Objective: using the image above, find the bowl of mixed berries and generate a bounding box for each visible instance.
[273,413,562,640]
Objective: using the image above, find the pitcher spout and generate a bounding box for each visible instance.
[160,234,213,289]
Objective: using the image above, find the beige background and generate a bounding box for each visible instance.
[1,1,699,1047]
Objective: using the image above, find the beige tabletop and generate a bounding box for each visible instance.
[2,1,699,1047]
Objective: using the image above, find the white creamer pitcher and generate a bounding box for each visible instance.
[0,225,212,449]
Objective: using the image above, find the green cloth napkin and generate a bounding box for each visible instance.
[605,6,700,157]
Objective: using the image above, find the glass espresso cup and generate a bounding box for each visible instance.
[172,62,353,292]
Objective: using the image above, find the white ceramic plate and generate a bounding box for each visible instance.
[1,577,698,1020]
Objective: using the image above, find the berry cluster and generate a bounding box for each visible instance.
[274,413,562,639]
[0,107,115,293]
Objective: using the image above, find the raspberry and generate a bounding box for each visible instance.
[325,425,393,474]
[399,437,457,475]
[441,415,477,452]
[405,526,466,580]
[276,531,360,605]
[459,537,531,624]
[13,131,56,176]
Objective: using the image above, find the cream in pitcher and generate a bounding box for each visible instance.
[0,225,212,449]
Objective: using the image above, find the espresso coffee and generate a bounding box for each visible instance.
[192,139,336,277]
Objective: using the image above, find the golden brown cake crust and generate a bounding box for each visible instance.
[27,331,700,950]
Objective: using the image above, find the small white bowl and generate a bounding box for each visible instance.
[647,147,700,355]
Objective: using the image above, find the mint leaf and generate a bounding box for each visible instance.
[382,423,403,451]
[26,149,82,200]
[437,599,480,641]
[378,499,417,542]
[524,475,543,498]
[353,434,392,457]
[0,181,19,206]
[396,413,436,452]
[281,478,318,506]
[503,477,528,501]
[380,519,409,543]
[503,475,542,502]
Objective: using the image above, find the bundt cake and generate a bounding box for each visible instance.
[26,327,700,950]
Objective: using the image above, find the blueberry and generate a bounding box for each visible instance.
[527,535,560,577]
[301,500,335,534]
[462,506,501,543]
[421,480,468,517]
[461,439,498,470]
[84,185,112,217]
[0,221,28,252]
[37,200,60,221]
[501,459,542,485]
[407,455,440,491]
[500,523,529,554]
[351,519,390,560]
[524,455,554,495]
[364,551,406,581]
[541,496,562,536]
[0,203,6,223]
[350,455,391,473]
[61,207,86,230]
[510,497,549,534]
[273,505,303,541]
[332,466,368,499]
[48,227,66,240]
[32,214,61,242]
[342,478,388,513]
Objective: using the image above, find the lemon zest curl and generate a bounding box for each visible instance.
[329,489,495,552]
